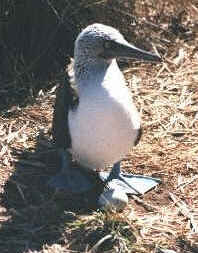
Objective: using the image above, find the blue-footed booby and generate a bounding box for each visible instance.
[50,23,161,197]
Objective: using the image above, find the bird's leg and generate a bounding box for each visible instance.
[105,161,121,182]
[102,161,161,195]
[104,161,140,194]
[48,148,95,193]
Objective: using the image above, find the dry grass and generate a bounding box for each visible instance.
[1,1,198,253]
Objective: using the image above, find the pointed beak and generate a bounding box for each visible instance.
[110,40,161,62]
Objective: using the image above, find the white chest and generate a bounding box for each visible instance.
[68,63,140,169]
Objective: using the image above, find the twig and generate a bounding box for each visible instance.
[46,0,63,23]
[88,234,113,253]
[169,192,198,233]
[177,175,198,189]
[10,180,27,204]
[131,195,158,212]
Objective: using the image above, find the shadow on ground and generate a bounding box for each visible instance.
[0,132,111,253]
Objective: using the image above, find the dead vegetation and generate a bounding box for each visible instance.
[0,0,198,252]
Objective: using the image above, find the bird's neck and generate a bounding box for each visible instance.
[74,55,112,83]
[74,58,124,99]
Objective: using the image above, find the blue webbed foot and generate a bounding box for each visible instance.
[99,162,161,195]
[48,149,97,194]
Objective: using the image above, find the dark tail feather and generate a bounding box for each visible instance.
[134,128,142,146]
[52,71,79,149]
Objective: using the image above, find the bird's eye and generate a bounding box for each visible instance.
[104,41,112,49]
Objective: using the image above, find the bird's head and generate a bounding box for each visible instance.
[75,23,161,63]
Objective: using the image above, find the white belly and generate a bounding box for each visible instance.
[68,82,140,169]
[68,61,140,169]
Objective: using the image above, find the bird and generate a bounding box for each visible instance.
[50,23,161,196]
